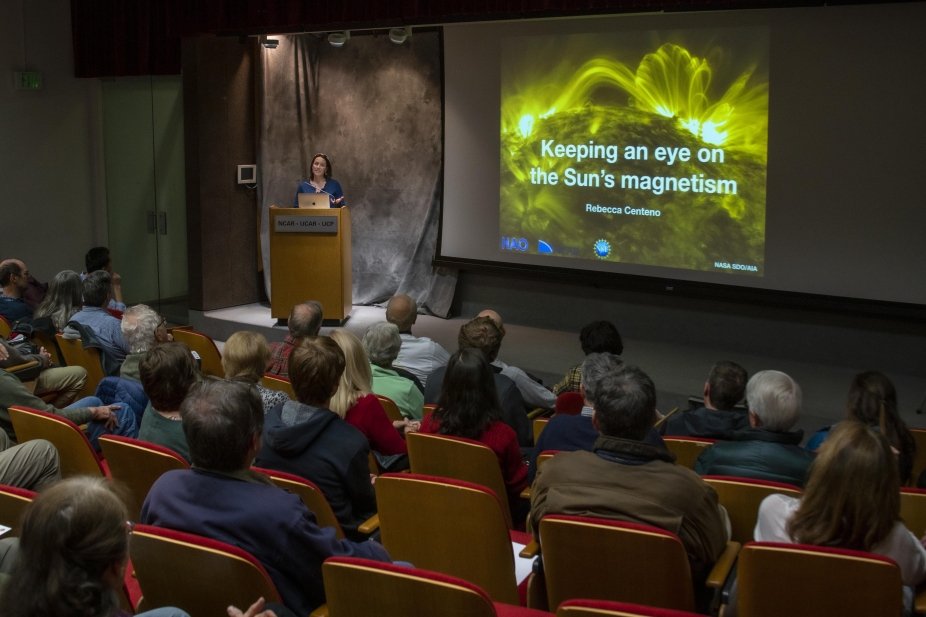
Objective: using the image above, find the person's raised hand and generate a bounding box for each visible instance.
[111,271,122,286]
[404,421,421,435]
[227,597,278,617]
[90,405,120,430]
[38,347,52,366]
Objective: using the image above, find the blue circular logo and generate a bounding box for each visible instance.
[594,239,611,259]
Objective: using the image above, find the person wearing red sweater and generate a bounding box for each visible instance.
[329,329,418,458]
[419,348,528,511]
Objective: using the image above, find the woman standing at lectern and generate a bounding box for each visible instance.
[293,153,345,207]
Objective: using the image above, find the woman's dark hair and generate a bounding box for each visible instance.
[579,321,623,356]
[846,370,915,484]
[0,477,129,617]
[432,348,503,441]
[311,153,332,181]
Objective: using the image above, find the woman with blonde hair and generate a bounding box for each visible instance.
[755,421,926,611]
[329,328,416,458]
[222,331,290,413]
[33,270,83,331]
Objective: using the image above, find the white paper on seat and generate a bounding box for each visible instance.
[511,541,538,585]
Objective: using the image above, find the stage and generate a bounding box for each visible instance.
[190,303,926,441]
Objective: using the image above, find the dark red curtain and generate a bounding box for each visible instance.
[72,0,868,78]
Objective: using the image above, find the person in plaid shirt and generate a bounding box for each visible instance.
[267,301,324,377]
[552,320,623,396]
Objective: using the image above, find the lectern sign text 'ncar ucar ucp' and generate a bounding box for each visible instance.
[269,207,352,323]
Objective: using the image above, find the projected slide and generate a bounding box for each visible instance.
[499,28,769,275]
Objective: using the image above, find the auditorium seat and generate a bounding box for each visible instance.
[533,417,549,443]
[8,406,108,478]
[170,328,225,378]
[735,542,907,617]
[534,515,739,613]
[106,308,124,319]
[32,329,64,366]
[374,473,536,605]
[376,394,406,423]
[520,451,560,499]
[261,373,295,399]
[130,524,282,616]
[98,435,189,522]
[407,432,516,528]
[556,599,702,617]
[253,467,348,539]
[321,556,551,617]
[702,476,802,544]
[56,333,107,398]
[0,484,35,537]
[0,315,10,339]
[555,392,584,416]
[662,437,715,469]
[900,487,926,537]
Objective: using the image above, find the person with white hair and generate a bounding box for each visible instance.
[694,370,817,487]
[362,322,424,420]
[120,304,172,381]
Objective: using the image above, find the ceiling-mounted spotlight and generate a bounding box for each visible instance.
[389,26,412,44]
[259,35,279,49]
[328,31,350,47]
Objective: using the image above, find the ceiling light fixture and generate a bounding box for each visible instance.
[259,35,279,49]
[328,31,350,47]
[389,27,412,44]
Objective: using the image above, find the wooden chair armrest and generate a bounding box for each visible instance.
[167,325,192,333]
[519,539,540,558]
[4,360,39,373]
[527,407,553,420]
[706,541,741,588]
[358,514,379,534]
[520,487,531,499]
[653,406,679,429]
[915,582,926,614]
[309,603,329,617]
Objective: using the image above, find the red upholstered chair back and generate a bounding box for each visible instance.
[322,557,502,617]
[0,484,35,537]
[539,515,695,613]
[253,467,345,539]
[407,432,513,528]
[557,599,703,616]
[555,392,584,416]
[900,487,926,537]
[375,473,522,605]
[260,373,295,399]
[736,542,903,617]
[130,524,281,617]
[662,437,716,470]
[98,435,189,522]
[170,329,224,378]
[702,476,802,544]
[8,406,107,478]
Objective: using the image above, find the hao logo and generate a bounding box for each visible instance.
[594,239,611,259]
[501,237,529,251]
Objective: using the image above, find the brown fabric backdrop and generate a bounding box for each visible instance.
[258,31,456,317]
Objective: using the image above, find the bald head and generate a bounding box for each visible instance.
[386,294,417,332]
[289,301,324,338]
[477,310,505,336]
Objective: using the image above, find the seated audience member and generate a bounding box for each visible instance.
[222,331,289,413]
[694,370,816,487]
[255,337,378,540]
[68,271,130,363]
[0,358,134,449]
[0,477,191,617]
[808,371,916,486]
[754,421,926,613]
[0,429,59,491]
[0,338,85,408]
[20,271,48,312]
[138,342,198,462]
[267,301,323,377]
[330,328,416,458]
[528,352,666,483]
[662,361,750,439]
[386,294,449,388]
[33,270,83,331]
[553,320,624,396]
[0,259,34,323]
[420,348,528,510]
[363,322,425,421]
[120,304,172,381]
[424,316,530,447]
[143,380,390,616]
[83,246,126,311]
[530,364,730,592]
[478,310,556,410]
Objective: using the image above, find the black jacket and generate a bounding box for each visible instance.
[423,364,531,447]
[255,401,376,540]
[693,427,816,488]
[662,406,750,440]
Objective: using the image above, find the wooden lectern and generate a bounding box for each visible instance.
[269,206,352,324]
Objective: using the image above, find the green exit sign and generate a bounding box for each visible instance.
[14,72,42,90]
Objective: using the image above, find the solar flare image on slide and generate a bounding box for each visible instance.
[499,28,769,275]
